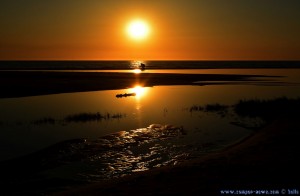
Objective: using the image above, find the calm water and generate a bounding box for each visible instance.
[1,60,299,70]
[0,68,300,182]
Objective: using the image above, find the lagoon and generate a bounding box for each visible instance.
[0,68,300,184]
[1,69,299,161]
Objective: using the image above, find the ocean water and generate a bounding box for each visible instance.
[0,60,300,70]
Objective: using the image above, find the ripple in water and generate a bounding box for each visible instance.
[40,123,230,183]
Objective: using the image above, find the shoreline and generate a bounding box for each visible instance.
[55,116,300,195]
[0,71,277,98]
[1,116,298,195]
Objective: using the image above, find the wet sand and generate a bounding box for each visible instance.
[56,116,299,195]
[0,71,274,98]
[0,115,298,195]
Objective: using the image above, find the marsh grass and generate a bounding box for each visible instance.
[64,112,125,123]
[205,103,229,112]
[189,103,228,112]
[32,118,56,125]
[190,103,229,117]
[189,105,204,112]
[190,97,300,118]
[32,112,126,125]
[234,97,300,121]
[189,97,300,129]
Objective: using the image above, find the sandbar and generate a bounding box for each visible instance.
[0,71,275,98]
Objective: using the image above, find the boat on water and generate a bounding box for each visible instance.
[139,63,146,70]
[116,92,136,98]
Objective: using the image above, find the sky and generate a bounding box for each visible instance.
[0,0,300,60]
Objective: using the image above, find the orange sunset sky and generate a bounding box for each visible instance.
[0,0,300,60]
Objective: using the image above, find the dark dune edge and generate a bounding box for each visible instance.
[55,116,300,196]
[0,71,278,98]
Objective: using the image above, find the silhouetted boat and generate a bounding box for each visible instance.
[116,93,136,98]
[139,63,146,70]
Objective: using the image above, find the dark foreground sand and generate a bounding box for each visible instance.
[53,116,299,196]
[0,71,276,98]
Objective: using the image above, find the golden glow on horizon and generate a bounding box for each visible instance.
[133,69,142,74]
[127,20,150,40]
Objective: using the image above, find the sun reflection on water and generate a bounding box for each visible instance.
[130,85,148,127]
[131,85,147,99]
[129,60,147,74]
[133,69,142,74]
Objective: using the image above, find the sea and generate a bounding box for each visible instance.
[0,60,300,70]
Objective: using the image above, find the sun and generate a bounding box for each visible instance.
[127,20,150,40]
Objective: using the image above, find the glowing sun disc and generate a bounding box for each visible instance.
[127,20,149,40]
